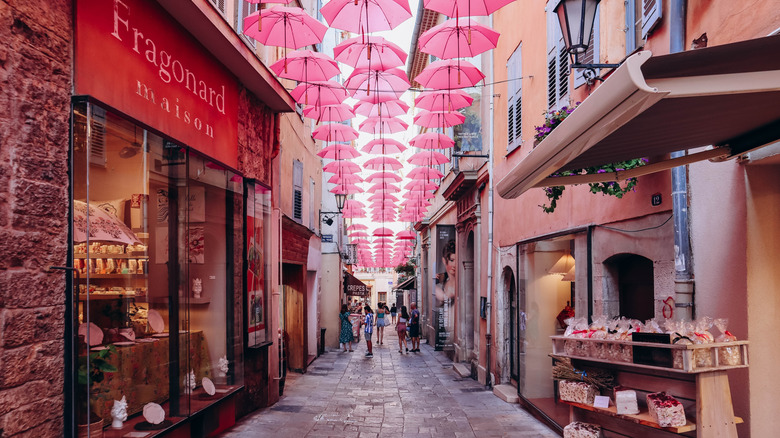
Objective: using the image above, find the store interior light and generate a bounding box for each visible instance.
[561,265,575,282]
[549,253,575,275]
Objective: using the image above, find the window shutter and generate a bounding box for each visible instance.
[547,53,557,108]
[557,42,569,101]
[514,97,522,144]
[507,101,515,145]
[507,44,523,152]
[574,9,599,88]
[89,106,107,168]
[209,0,226,15]
[641,0,662,38]
[293,160,303,222]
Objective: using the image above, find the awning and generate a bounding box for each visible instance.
[497,34,780,199]
[344,272,369,297]
[395,276,416,290]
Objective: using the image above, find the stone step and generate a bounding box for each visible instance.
[453,363,471,378]
[493,383,520,404]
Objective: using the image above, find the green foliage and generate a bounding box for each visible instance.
[78,345,117,386]
[394,261,416,281]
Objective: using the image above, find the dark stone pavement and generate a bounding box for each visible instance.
[219,328,558,437]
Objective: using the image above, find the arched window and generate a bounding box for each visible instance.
[604,254,654,321]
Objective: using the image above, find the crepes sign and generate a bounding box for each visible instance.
[344,272,369,297]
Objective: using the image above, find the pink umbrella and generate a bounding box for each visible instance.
[415,59,485,89]
[347,224,369,231]
[323,160,361,173]
[397,230,417,240]
[409,133,455,149]
[359,116,409,134]
[313,123,360,142]
[343,209,366,219]
[364,156,403,170]
[345,68,410,98]
[405,181,439,191]
[419,18,500,60]
[374,227,396,237]
[423,0,515,17]
[408,151,451,166]
[414,110,466,128]
[407,166,445,180]
[361,138,407,154]
[369,200,398,208]
[344,199,366,208]
[349,231,370,238]
[317,144,361,159]
[328,173,364,184]
[415,89,474,111]
[269,50,339,80]
[321,0,413,34]
[404,190,436,200]
[257,0,295,3]
[351,238,371,245]
[365,172,402,183]
[334,36,408,70]
[243,7,327,49]
[291,81,348,107]
[368,193,400,202]
[304,104,355,122]
[368,183,401,193]
[331,183,364,194]
[353,99,410,118]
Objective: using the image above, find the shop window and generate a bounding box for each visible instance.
[246,182,271,347]
[71,100,244,433]
[603,253,654,321]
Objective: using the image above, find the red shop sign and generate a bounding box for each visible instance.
[75,0,239,168]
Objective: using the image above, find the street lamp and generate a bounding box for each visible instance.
[320,193,347,225]
[335,193,347,213]
[554,0,619,75]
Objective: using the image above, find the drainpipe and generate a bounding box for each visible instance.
[484,13,495,389]
[670,0,695,321]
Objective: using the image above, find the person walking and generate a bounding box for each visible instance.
[409,302,421,352]
[390,304,398,325]
[338,303,354,352]
[361,305,374,357]
[375,302,386,345]
[397,306,409,353]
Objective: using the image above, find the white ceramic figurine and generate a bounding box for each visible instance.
[111,396,128,429]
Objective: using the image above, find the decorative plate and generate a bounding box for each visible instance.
[202,377,216,396]
[142,402,165,425]
[147,309,164,333]
[114,341,136,346]
[78,322,104,346]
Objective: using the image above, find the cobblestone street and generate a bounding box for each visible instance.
[220,330,557,438]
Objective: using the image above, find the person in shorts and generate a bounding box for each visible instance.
[409,303,421,352]
[390,304,398,325]
[362,305,374,357]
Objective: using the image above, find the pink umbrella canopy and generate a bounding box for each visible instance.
[361,138,407,154]
[320,0,413,34]
[353,99,410,118]
[334,36,408,70]
[405,181,439,191]
[408,151,451,166]
[368,193,400,202]
[344,199,366,208]
[330,183,364,194]
[397,230,417,240]
[303,103,355,122]
[328,173,364,184]
[369,200,398,207]
[423,0,516,17]
[313,123,360,142]
[365,172,402,183]
[269,50,339,81]
[317,144,361,159]
[323,160,361,173]
[368,183,401,193]
[342,209,366,218]
[349,231,370,238]
[415,89,474,111]
[347,224,369,231]
[409,133,456,149]
[419,18,500,60]
[351,238,372,245]
[407,166,445,180]
[243,7,327,49]
[345,68,410,99]
[291,81,348,107]
[359,116,409,134]
[415,59,485,89]
[364,156,403,170]
[413,110,466,128]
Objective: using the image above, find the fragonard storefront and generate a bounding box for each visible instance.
[70,0,272,436]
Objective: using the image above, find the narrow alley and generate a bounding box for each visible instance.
[220,329,556,438]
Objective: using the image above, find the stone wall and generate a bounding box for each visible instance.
[0,0,72,436]
[238,88,276,187]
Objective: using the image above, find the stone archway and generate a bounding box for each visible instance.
[459,230,475,362]
[497,266,519,384]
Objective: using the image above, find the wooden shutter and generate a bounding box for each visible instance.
[641,0,662,38]
[293,160,303,222]
[574,9,600,88]
[89,106,107,168]
[507,45,522,152]
[209,0,226,15]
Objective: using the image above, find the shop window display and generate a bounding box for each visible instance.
[71,101,244,434]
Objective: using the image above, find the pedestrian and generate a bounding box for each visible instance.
[390,303,398,325]
[375,302,386,345]
[409,302,421,352]
[397,306,409,353]
[361,305,374,357]
[338,303,354,352]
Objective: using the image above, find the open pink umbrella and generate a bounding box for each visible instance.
[368,193,400,202]
[404,190,436,200]
[328,174,364,185]
[321,0,413,34]
[331,183,364,195]
[345,68,410,98]
[369,199,398,207]
[419,18,500,60]
[304,103,355,122]
[291,81,348,107]
[364,156,403,170]
[351,238,372,245]
[407,166,445,180]
[365,172,402,183]
[270,50,339,80]
[423,0,515,17]
[347,224,369,231]
[409,133,455,149]
[343,209,366,219]
[373,227,395,237]
[361,138,407,154]
[397,230,417,240]
[415,59,485,89]
[405,181,439,191]
[415,89,474,111]
[368,182,401,193]
[414,110,466,128]
[402,198,432,207]
[359,116,409,134]
[323,160,361,173]
[353,99,410,118]
[313,123,359,142]
[243,7,327,49]
[349,231,370,238]
[317,144,361,159]
[409,151,450,166]
[334,36,408,70]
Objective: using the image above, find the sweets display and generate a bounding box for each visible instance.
[563,421,602,438]
[646,392,687,427]
[559,380,597,405]
[613,387,639,415]
[714,318,742,366]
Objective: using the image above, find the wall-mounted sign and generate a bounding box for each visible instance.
[322,234,333,243]
[344,272,369,297]
[651,193,663,206]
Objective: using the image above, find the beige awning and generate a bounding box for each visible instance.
[497,35,780,199]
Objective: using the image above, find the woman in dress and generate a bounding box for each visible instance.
[396,306,409,353]
[338,303,354,352]
[375,302,386,345]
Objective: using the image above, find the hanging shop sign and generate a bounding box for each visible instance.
[75,0,239,168]
[434,225,456,351]
[344,272,369,297]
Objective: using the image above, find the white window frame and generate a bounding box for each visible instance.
[546,4,570,110]
[506,44,523,153]
[208,0,227,17]
[237,0,259,48]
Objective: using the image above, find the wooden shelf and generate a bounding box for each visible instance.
[562,400,697,433]
[74,253,148,259]
[79,274,146,279]
[79,293,145,301]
